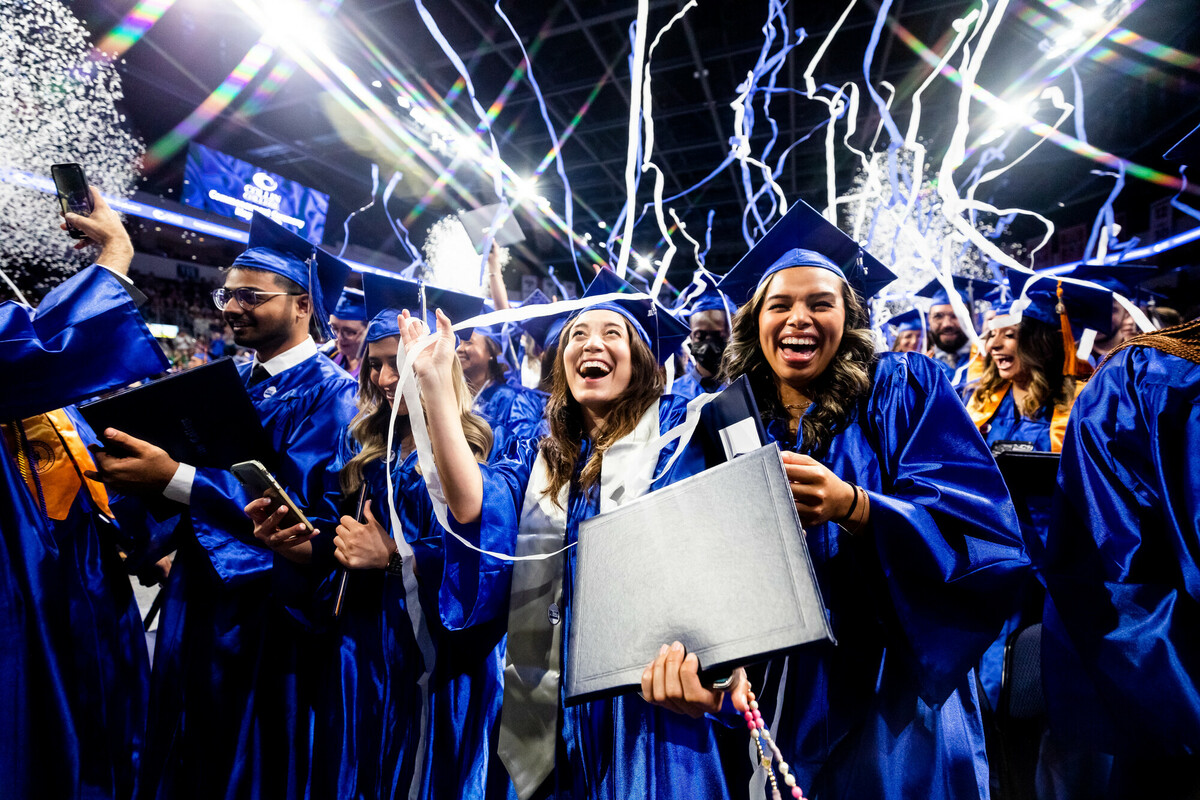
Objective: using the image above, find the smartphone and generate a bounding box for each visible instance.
[51,162,94,239]
[231,460,316,536]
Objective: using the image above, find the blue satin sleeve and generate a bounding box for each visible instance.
[862,353,1030,699]
[0,265,168,420]
[1042,346,1200,757]
[188,378,357,586]
[438,436,537,631]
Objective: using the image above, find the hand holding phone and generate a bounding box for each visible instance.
[52,163,95,239]
[234,460,317,538]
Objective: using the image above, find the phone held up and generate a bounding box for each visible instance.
[51,162,94,239]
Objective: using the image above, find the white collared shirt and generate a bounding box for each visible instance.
[163,336,318,505]
[249,336,319,379]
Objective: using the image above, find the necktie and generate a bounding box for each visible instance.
[248,363,271,387]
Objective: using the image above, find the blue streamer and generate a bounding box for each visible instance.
[1083,163,1125,262]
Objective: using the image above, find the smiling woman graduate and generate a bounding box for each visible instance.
[715,200,1031,800]
[400,268,745,800]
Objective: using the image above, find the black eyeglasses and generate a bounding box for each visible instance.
[212,287,304,311]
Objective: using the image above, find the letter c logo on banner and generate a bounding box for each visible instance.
[252,172,279,193]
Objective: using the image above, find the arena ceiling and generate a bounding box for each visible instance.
[74,0,1200,289]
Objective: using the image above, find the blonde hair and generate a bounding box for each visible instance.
[539,316,664,507]
[968,318,1074,419]
[340,341,493,495]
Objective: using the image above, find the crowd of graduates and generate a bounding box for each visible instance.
[2,186,1198,800]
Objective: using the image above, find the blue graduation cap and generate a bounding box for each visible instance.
[1054,263,1159,297]
[888,308,924,332]
[716,199,897,305]
[981,280,1011,307]
[521,306,572,352]
[1006,271,1115,336]
[916,274,1000,307]
[883,308,923,348]
[362,272,485,344]
[332,287,367,322]
[233,212,347,338]
[674,271,736,319]
[566,267,690,365]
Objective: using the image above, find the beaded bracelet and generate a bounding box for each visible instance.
[744,691,806,800]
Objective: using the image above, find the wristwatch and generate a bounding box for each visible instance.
[385,550,404,575]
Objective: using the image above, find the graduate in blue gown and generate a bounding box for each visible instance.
[458,318,548,450]
[1040,319,1200,798]
[715,200,1030,800]
[1,193,169,799]
[403,268,745,800]
[93,214,358,800]
[670,272,734,402]
[297,271,499,799]
[325,287,368,379]
[916,275,997,390]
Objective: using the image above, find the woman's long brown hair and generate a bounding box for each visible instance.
[538,316,664,506]
[719,272,876,458]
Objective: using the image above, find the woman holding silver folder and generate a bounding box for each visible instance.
[711,200,1031,799]
[402,267,745,800]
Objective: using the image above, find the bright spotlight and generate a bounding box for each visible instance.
[597,220,607,229]
[371,79,382,88]
[512,176,538,201]
[251,0,326,53]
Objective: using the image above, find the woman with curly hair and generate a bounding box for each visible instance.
[404,267,746,800]
[712,201,1030,799]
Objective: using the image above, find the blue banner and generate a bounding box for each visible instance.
[181,143,329,242]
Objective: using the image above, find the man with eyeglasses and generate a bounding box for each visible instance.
[92,212,359,799]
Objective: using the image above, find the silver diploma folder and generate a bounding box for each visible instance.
[566,443,834,704]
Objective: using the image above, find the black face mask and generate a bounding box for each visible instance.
[688,334,726,375]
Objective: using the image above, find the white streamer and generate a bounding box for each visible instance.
[615,0,651,279]
[390,300,722,564]
[640,1,697,297]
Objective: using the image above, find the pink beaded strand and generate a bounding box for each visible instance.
[745,691,805,800]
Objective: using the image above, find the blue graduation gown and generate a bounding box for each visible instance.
[439,397,733,800]
[138,353,358,800]
[975,388,1054,707]
[0,265,166,799]
[305,441,438,800]
[473,381,548,454]
[978,389,1054,452]
[1041,346,1200,776]
[669,366,722,403]
[1,265,167,420]
[759,352,1029,800]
